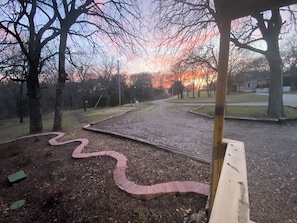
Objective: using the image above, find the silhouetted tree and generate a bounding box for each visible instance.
[153,0,297,117]
[0,0,59,132]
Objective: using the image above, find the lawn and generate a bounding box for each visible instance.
[195,105,297,118]
[168,92,268,103]
[0,105,138,143]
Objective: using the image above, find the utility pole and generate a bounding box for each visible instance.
[117,60,121,106]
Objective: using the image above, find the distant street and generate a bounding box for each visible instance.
[96,96,297,222]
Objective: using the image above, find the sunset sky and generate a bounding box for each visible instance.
[1,1,295,78]
[109,2,297,76]
[92,0,205,75]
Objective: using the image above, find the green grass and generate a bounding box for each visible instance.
[196,105,297,118]
[133,101,153,110]
[168,92,268,103]
[62,107,129,126]
[0,102,151,143]
[0,118,30,143]
[226,93,268,103]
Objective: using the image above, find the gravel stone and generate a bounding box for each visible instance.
[94,99,297,222]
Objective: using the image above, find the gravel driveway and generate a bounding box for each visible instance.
[93,99,297,223]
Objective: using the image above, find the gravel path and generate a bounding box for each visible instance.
[93,99,297,223]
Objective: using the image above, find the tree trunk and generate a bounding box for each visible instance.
[27,67,42,133]
[53,29,68,131]
[83,97,87,112]
[19,80,25,123]
[82,79,87,112]
[231,9,285,117]
[207,86,211,97]
[265,9,284,118]
[53,81,65,131]
[266,37,284,118]
[227,73,231,95]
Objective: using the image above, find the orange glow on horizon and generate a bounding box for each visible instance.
[152,68,217,90]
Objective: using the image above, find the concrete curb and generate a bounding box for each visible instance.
[189,105,297,123]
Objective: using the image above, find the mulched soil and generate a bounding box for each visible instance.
[0,131,210,223]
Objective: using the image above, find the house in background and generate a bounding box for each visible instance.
[234,71,293,93]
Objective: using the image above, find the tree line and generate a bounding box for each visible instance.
[0,67,168,121]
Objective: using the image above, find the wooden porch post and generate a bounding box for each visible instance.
[210,0,297,216]
[210,19,231,213]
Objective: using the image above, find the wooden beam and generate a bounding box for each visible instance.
[210,19,231,213]
[209,140,250,223]
[215,0,297,20]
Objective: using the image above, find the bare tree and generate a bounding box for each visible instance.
[230,8,293,117]
[0,0,59,132]
[52,0,93,130]
[51,0,143,130]
[0,47,28,122]
[282,38,297,90]
[130,72,154,101]
[153,0,297,118]
[170,61,188,99]
[153,0,218,52]
[204,67,216,97]
[193,70,206,97]
[177,41,251,96]
[0,0,143,132]
[177,44,218,97]
[96,57,117,106]
[226,46,248,94]
[189,63,198,98]
[247,56,270,73]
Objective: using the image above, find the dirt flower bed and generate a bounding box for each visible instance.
[0,131,210,223]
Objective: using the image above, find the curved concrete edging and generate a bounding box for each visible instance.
[189,105,297,123]
[7,132,210,200]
